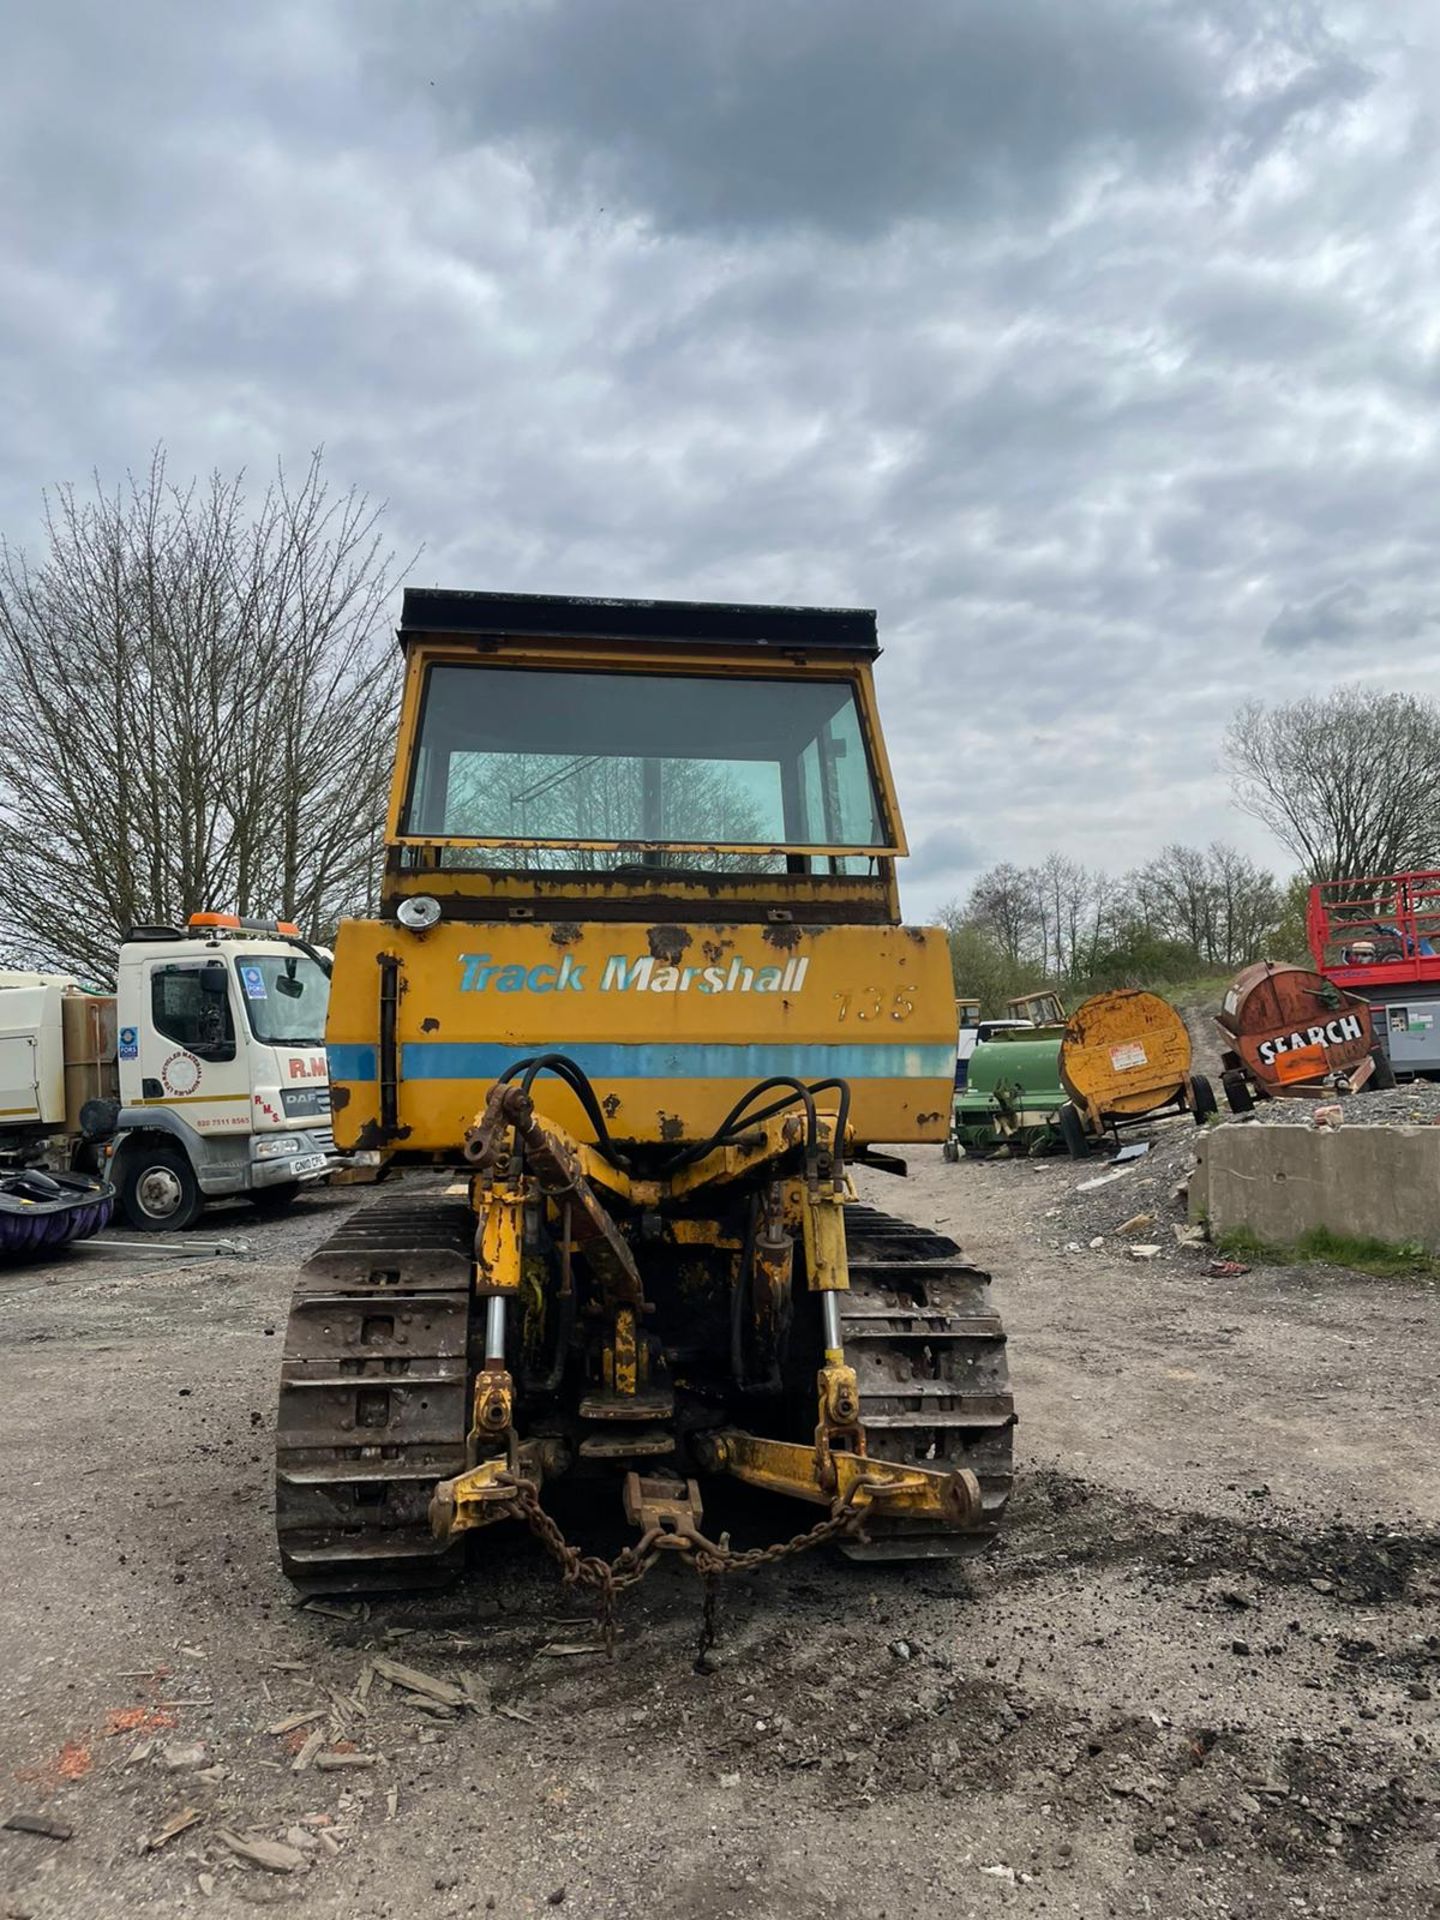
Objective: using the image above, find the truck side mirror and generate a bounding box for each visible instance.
[200,960,229,998]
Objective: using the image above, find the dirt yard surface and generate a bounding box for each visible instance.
[1,1140,1437,1920]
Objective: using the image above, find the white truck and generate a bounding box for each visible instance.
[0,914,345,1231]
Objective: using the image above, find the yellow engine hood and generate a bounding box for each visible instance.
[325,919,955,1152]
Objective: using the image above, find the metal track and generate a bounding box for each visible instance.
[837,1204,1015,1561]
[275,1183,476,1594]
[274,1190,1015,1589]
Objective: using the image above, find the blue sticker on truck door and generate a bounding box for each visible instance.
[240,965,268,1000]
[118,1025,138,1060]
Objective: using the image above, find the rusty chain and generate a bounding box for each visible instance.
[493,1476,650,1654]
[491,1472,881,1657]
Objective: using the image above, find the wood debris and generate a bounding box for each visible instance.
[315,1751,380,1771]
[368,1654,470,1709]
[300,1599,363,1622]
[215,1829,309,1875]
[267,1709,326,1737]
[291,1728,325,1774]
[538,1643,601,1657]
[143,1807,204,1852]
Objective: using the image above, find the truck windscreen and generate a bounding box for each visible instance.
[234,954,329,1046]
[400,665,890,852]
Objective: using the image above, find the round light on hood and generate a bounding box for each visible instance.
[396,895,442,931]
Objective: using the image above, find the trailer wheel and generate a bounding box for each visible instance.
[1058,1102,1091,1160]
[1368,1046,1396,1091]
[118,1144,203,1232]
[1190,1073,1218,1124]
[1221,1069,1255,1114]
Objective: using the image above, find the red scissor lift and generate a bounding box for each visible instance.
[1308,870,1440,1079]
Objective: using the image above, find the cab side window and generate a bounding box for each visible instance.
[151,963,236,1062]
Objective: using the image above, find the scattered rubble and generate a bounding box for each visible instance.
[1248,1083,1440,1126]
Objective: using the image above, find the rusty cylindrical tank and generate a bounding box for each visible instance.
[1058,989,1215,1145]
[1214,963,1377,1108]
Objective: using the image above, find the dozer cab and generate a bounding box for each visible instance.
[275,591,1014,1616]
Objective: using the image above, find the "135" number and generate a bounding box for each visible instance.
[833,987,915,1022]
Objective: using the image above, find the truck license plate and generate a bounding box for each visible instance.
[292,1154,327,1177]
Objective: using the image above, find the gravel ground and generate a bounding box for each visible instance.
[1247,1085,1440,1126]
[0,1151,1436,1920]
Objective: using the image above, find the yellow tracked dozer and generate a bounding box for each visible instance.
[275,591,1014,1616]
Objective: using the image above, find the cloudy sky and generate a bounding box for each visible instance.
[3,0,1437,914]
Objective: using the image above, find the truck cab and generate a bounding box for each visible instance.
[0,915,345,1231]
[107,917,340,1227]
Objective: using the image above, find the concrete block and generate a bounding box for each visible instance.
[1192,1121,1440,1249]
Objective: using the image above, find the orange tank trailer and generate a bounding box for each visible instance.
[1055,989,1217,1156]
[1214,962,1384,1112]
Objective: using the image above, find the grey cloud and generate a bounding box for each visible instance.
[900,826,985,897]
[2,0,1438,926]
[1262,582,1434,652]
[384,0,1256,239]
[1263,581,1369,651]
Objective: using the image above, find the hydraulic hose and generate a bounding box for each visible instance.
[661,1076,820,1172]
[495,1053,630,1168]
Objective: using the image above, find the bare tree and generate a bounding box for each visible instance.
[965,862,1041,966]
[1036,853,1116,979]
[1133,841,1280,967]
[0,450,406,979]
[1206,841,1283,965]
[1134,843,1216,957]
[1225,691,1440,882]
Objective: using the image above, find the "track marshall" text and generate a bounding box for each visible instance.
[457,953,811,995]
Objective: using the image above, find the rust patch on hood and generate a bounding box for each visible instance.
[330,1084,350,1110]
[550,922,583,946]
[657,1111,686,1142]
[355,1118,411,1150]
[647,925,693,964]
[701,938,732,964]
[421,1016,440,1033]
[762,923,804,950]
[602,1092,622,1119]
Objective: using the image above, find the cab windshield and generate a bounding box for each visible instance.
[234,953,329,1046]
[400,665,891,862]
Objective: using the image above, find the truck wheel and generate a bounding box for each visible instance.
[1058,1102,1091,1159]
[1190,1073,1218,1124]
[252,1181,301,1215]
[118,1145,203,1232]
[1368,1046,1396,1091]
[1221,1069,1255,1114]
